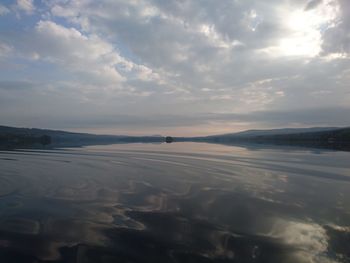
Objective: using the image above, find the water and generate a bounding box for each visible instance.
[0,142,349,263]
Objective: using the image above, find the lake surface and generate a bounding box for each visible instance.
[0,142,349,263]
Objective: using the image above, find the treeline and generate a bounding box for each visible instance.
[189,127,350,150]
[170,127,350,151]
[0,134,51,147]
[249,128,350,143]
[0,125,167,149]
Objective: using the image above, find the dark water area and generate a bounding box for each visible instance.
[0,142,349,263]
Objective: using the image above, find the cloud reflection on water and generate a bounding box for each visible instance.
[0,143,349,262]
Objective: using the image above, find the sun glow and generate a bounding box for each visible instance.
[276,1,339,57]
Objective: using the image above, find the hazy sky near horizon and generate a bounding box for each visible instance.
[0,0,349,136]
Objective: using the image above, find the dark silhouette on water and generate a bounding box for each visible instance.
[165,136,174,143]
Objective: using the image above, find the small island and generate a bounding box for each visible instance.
[165,136,174,143]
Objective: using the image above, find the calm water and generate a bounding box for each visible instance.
[0,142,349,263]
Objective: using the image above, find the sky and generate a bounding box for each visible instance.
[0,0,349,136]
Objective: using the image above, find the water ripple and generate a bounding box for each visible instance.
[0,143,349,262]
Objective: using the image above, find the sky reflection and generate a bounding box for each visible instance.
[0,143,349,262]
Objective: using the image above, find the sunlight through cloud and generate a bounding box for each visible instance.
[273,0,340,57]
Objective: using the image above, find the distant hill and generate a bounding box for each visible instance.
[2,125,350,150]
[175,126,350,150]
[0,125,165,149]
[219,127,340,138]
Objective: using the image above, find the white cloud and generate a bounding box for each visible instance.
[260,0,340,57]
[36,0,350,113]
[321,0,350,55]
[34,20,125,85]
[16,0,35,14]
[28,20,162,90]
[0,0,349,133]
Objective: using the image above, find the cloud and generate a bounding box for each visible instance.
[321,0,350,55]
[44,0,348,93]
[16,0,35,14]
[0,0,349,134]
[7,20,161,91]
[0,4,10,16]
[0,43,12,57]
[33,20,125,85]
[305,0,323,10]
[0,80,35,90]
[2,105,348,132]
[270,220,329,263]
